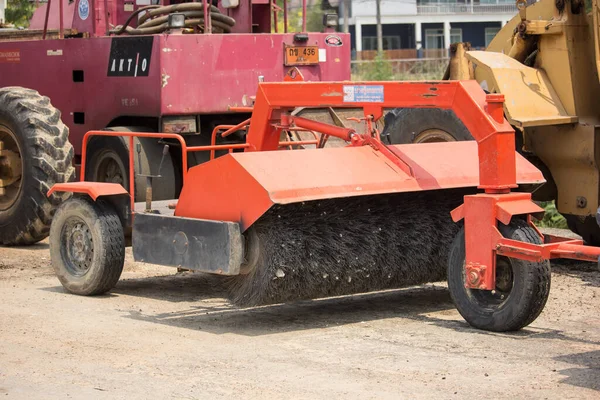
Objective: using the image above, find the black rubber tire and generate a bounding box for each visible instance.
[448,219,551,332]
[49,196,125,295]
[84,127,177,201]
[0,87,75,245]
[85,134,130,186]
[381,108,473,144]
[565,215,600,245]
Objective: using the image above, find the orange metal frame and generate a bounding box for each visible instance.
[243,82,518,192]
[50,125,321,214]
[49,80,600,293]
[76,131,250,213]
[225,81,600,289]
[209,119,319,159]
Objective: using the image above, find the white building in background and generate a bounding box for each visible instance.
[0,0,7,24]
[340,0,528,58]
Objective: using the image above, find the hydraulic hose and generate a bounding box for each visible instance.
[110,4,236,35]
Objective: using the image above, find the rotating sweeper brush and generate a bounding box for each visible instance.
[49,80,600,332]
[227,190,467,306]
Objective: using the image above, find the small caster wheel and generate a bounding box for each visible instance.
[49,196,125,295]
[448,219,551,332]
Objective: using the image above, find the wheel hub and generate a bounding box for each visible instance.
[495,259,514,294]
[469,257,514,307]
[95,152,125,185]
[414,128,457,143]
[0,125,24,211]
[62,218,94,276]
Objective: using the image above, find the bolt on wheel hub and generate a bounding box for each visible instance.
[414,128,457,143]
[96,153,125,185]
[469,257,515,307]
[62,218,94,276]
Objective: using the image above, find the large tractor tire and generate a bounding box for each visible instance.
[0,87,75,245]
[381,108,472,144]
[448,219,551,332]
[85,127,178,201]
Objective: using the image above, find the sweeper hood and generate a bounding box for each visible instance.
[176,141,543,231]
[174,81,544,231]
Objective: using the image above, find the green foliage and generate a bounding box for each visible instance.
[5,0,35,27]
[535,201,568,229]
[394,60,447,80]
[352,58,447,81]
[272,0,329,33]
[357,53,394,81]
[306,2,324,33]
[273,0,299,33]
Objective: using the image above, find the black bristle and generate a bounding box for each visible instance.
[227,189,470,306]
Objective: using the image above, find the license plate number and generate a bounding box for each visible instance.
[284,46,319,66]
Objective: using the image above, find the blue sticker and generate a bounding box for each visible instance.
[343,85,384,103]
[78,0,90,21]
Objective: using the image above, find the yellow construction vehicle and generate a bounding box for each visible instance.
[383,0,600,244]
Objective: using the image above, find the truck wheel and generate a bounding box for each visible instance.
[448,219,551,332]
[381,108,472,144]
[85,127,177,201]
[49,196,124,295]
[565,215,600,245]
[0,87,75,245]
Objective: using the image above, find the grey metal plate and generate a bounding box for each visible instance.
[132,213,243,275]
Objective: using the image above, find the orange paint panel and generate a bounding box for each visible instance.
[387,141,543,190]
[174,155,274,231]
[497,238,600,263]
[47,182,128,200]
[175,141,544,231]
[462,194,507,290]
[495,198,545,225]
[239,146,416,204]
[244,81,523,192]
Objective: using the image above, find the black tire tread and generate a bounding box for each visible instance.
[502,219,551,329]
[0,86,75,245]
[87,198,125,295]
[51,196,124,295]
[448,218,551,332]
[565,215,600,245]
[381,107,473,144]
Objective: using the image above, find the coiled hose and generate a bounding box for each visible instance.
[110,4,236,35]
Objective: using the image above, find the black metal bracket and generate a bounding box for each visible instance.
[132,213,244,275]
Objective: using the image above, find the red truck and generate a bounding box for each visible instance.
[0,0,350,245]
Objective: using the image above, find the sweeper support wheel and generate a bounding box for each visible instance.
[49,196,125,295]
[447,219,551,332]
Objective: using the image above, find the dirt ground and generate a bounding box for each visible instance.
[0,236,599,399]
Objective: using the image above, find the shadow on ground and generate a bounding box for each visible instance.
[107,271,454,335]
[106,273,599,347]
[551,259,599,288]
[405,311,600,347]
[42,267,600,345]
[0,242,49,252]
[113,272,228,302]
[554,350,600,392]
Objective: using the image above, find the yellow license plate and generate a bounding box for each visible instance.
[284,46,319,66]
